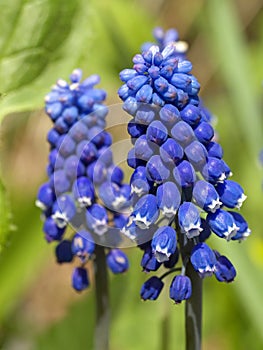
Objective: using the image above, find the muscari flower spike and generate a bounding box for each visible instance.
[36,69,131,291]
[117,27,250,301]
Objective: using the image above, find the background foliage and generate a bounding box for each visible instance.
[0,0,262,349]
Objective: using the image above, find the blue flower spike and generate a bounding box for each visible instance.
[118,26,250,303]
[37,68,133,292]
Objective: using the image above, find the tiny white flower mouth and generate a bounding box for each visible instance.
[236,193,247,209]
[121,226,137,241]
[162,206,177,218]
[182,223,203,239]
[154,249,171,263]
[225,223,239,241]
[207,198,222,213]
[35,200,47,211]
[133,214,151,229]
[112,195,126,209]
[52,212,68,228]
[74,236,84,249]
[173,40,189,53]
[186,228,203,239]
[218,173,227,182]
[78,196,92,207]
[131,184,144,195]
[92,220,108,236]
[198,265,215,277]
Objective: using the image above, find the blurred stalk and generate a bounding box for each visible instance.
[178,220,202,350]
[94,245,110,350]
[160,282,170,350]
[205,0,263,157]
[185,263,202,350]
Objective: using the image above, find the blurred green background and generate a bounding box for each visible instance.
[0,0,263,349]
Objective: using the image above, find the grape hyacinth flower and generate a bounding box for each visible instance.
[118,27,250,308]
[36,69,131,292]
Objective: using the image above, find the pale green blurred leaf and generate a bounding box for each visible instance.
[205,0,263,156]
[0,178,12,255]
[0,0,91,119]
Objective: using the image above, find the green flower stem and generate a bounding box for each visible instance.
[177,226,202,350]
[185,261,202,350]
[94,245,110,350]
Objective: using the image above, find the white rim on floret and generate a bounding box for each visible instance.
[52,211,68,228]
[207,198,222,213]
[224,223,239,241]
[236,193,247,209]
[35,200,47,211]
[162,206,177,218]
[77,196,92,207]
[153,247,171,263]
[92,220,108,236]
[133,214,152,229]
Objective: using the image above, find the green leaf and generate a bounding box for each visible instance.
[0,0,92,120]
[0,177,12,255]
[205,0,263,157]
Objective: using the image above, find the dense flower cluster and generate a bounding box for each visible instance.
[118,28,250,303]
[36,69,130,291]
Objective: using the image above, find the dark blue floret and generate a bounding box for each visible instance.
[106,249,129,274]
[72,267,90,292]
[55,240,74,263]
[184,141,208,169]
[160,138,184,165]
[36,183,55,211]
[146,155,170,183]
[156,181,181,218]
[64,155,85,180]
[140,276,164,301]
[86,204,109,236]
[171,121,195,147]
[134,135,155,161]
[206,141,223,159]
[214,254,236,283]
[192,180,221,213]
[72,231,95,259]
[151,226,177,262]
[52,194,76,228]
[229,211,251,241]
[141,245,162,272]
[190,243,216,277]
[206,209,238,240]
[216,180,246,209]
[178,202,202,238]
[159,104,181,126]
[194,122,214,144]
[170,275,192,303]
[43,217,66,242]
[132,194,159,229]
[173,160,196,188]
